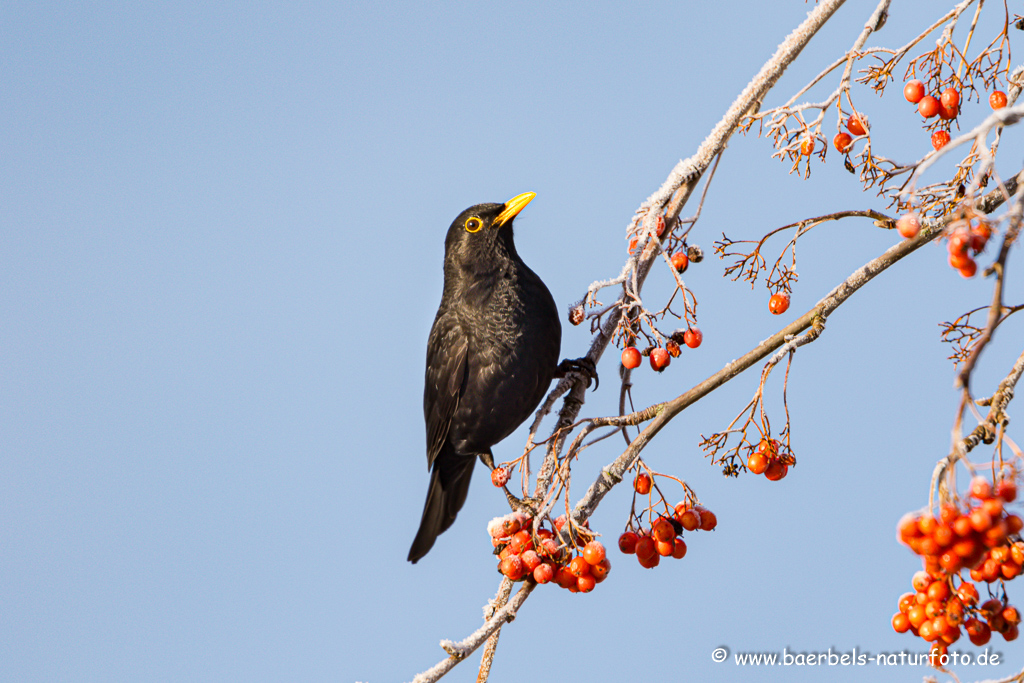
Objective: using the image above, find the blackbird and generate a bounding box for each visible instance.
[408,192,562,563]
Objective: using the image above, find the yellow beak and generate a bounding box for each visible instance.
[494,192,536,227]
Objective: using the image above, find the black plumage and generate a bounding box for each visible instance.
[408,192,561,563]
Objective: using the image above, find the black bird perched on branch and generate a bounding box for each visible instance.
[408,192,571,563]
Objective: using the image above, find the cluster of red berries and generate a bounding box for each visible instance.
[621,329,703,373]
[898,477,1021,576]
[971,540,1024,583]
[892,573,1019,655]
[745,438,793,481]
[901,79,1010,150]
[895,214,991,278]
[893,476,1022,656]
[489,512,611,593]
[618,477,717,569]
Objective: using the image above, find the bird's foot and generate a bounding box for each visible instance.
[502,491,542,517]
[555,356,599,390]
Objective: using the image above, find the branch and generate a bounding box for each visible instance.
[411,581,535,683]
[569,169,1024,524]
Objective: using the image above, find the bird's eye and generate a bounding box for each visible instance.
[465,217,482,233]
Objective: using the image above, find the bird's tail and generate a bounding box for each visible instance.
[407,454,475,563]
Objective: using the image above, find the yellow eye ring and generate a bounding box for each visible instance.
[465,216,482,233]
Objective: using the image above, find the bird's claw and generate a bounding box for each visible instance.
[555,356,599,390]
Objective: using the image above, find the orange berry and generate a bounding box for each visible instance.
[990,90,1008,109]
[499,555,526,580]
[618,531,638,554]
[637,550,660,569]
[918,96,940,118]
[971,476,993,499]
[532,562,554,584]
[635,536,657,561]
[653,518,676,542]
[833,131,853,152]
[904,79,925,104]
[582,541,605,565]
[897,214,921,239]
[847,113,868,136]
[996,479,1017,502]
[764,460,788,481]
[655,539,675,557]
[568,555,591,577]
[590,557,611,582]
[696,507,717,531]
[747,451,768,475]
[931,130,951,150]
[634,473,652,495]
[671,251,689,273]
[649,347,671,372]
[621,346,642,370]
[768,292,790,315]
[893,612,911,633]
[671,538,688,559]
[927,581,950,601]
[576,574,596,593]
[678,508,701,531]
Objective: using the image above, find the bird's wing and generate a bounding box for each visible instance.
[424,327,468,469]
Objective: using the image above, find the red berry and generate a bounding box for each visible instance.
[800,136,814,155]
[590,558,611,582]
[621,346,642,369]
[582,541,606,565]
[695,506,717,531]
[532,562,554,584]
[990,90,1008,109]
[499,555,526,580]
[633,473,652,495]
[833,132,853,153]
[747,451,769,475]
[764,460,788,481]
[768,292,790,315]
[635,536,657,562]
[918,95,940,118]
[846,114,868,136]
[678,508,701,532]
[931,130,951,150]
[671,251,689,272]
[958,259,977,278]
[618,531,639,554]
[637,550,660,569]
[653,517,676,542]
[650,347,671,372]
[554,565,576,589]
[904,79,925,103]
[970,223,992,253]
[971,476,993,499]
[997,479,1017,502]
[893,612,911,633]
[671,538,688,559]
[520,549,542,571]
[897,214,920,239]
[569,555,591,577]
[941,87,960,109]
[683,327,702,349]
[939,102,959,120]
[491,467,510,487]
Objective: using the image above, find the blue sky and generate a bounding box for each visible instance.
[3,2,1023,682]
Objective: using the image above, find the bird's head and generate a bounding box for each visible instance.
[443,192,536,267]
